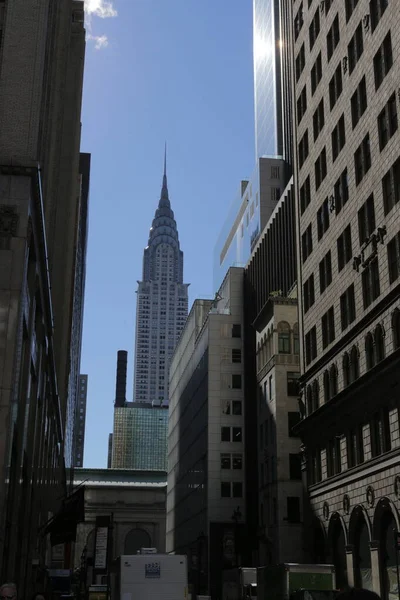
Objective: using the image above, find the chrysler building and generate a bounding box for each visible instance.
[133,150,189,405]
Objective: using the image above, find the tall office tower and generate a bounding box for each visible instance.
[0,0,87,589]
[73,375,88,468]
[134,152,189,405]
[292,0,400,593]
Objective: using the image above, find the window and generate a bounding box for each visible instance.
[300,176,311,214]
[303,273,315,313]
[325,0,333,13]
[311,52,322,94]
[232,482,243,498]
[371,409,391,457]
[233,427,242,442]
[287,372,300,396]
[362,257,380,308]
[348,22,363,74]
[375,324,385,363]
[327,14,340,61]
[313,98,325,141]
[382,158,400,215]
[345,0,359,21]
[232,454,243,469]
[288,412,300,437]
[287,497,301,523]
[232,324,241,338]
[337,225,352,271]
[317,198,330,240]
[329,63,343,110]
[392,310,400,349]
[358,194,375,244]
[309,7,321,49]
[315,147,327,190]
[334,169,349,215]
[295,3,304,40]
[319,251,332,293]
[221,427,231,442]
[301,223,313,263]
[305,326,317,365]
[299,130,309,168]
[354,134,371,185]
[378,93,398,151]
[309,449,322,485]
[294,324,300,355]
[340,284,356,330]
[387,232,400,284]
[351,76,367,128]
[232,374,242,389]
[370,0,388,32]
[232,400,242,415]
[322,307,335,348]
[232,348,241,363]
[331,114,346,161]
[297,85,307,124]
[347,426,364,468]
[221,454,231,469]
[221,482,231,497]
[289,454,302,480]
[296,43,306,81]
[343,353,350,387]
[278,323,291,354]
[327,438,341,477]
[374,32,393,90]
[350,346,360,381]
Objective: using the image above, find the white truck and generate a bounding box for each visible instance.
[113,553,188,600]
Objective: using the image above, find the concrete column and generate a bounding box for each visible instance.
[369,540,381,596]
[345,545,355,587]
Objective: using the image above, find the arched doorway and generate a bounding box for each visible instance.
[328,513,347,589]
[350,507,372,590]
[124,528,151,555]
[373,499,399,600]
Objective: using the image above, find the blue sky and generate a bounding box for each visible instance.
[81,0,255,467]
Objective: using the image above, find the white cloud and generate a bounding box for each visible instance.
[84,0,117,49]
[84,0,117,18]
[87,34,109,50]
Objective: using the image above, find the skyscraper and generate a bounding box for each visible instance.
[73,375,88,468]
[134,150,189,405]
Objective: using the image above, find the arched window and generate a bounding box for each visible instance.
[124,528,151,555]
[312,379,319,412]
[306,385,313,416]
[392,309,400,349]
[350,346,359,382]
[330,364,338,397]
[293,323,300,355]
[278,321,291,354]
[365,333,375,370]
[323,370,331,402]
[374,324,385,363]
[343,353,350,387]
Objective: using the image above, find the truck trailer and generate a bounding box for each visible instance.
[113,554,188,600]
[257,563,338,600]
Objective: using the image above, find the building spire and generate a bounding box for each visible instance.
[159,143,170,207]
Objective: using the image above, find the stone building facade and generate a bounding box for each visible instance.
[292,0,400,595]
[254,295,303,565]
[73,469,167,577]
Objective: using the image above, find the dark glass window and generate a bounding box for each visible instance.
[322,306,335,349]
[232,348,241,363]
[289,454,302,480]
[300,175,311,214]
[354,134,371,185]
[317,197,330,239]
[287,497,301,523]
[311,52,322,94]
[303,273,315,313]
[382,158,400,215]
[329,63,343,110]
[232,324,241,338]
[362,257,380,308]
[287,372,300,396]
[232,427,242,442]
[221,482,231,497]
[351,76,367,128]
[358,194,376,244]
[327,14,340,61]
[378,93,398,151]
[232,374,242,389]
[387,232,400,284]
[337,225,352,271]
[374,31,393,90]
[221,454,231,469]
[232,482,243,498]
[334,169,349,214]
[221,427,231,442]
[370,0,388,32]
[348,22,363,74]
[301,223,313,263]
[340,284,356,330]
[319,251,332,293]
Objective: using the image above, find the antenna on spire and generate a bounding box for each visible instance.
[164,142,167,177]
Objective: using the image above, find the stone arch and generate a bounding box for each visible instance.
[372,498,400,600]
[124,527,152,555]
[349,505,373,589]
[328,512,348,589]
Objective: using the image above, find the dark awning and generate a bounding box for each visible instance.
[43,486,85,546]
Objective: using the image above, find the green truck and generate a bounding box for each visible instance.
[257,563,338,600]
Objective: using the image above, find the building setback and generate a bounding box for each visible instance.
[133,152,189,405]
[292,0,400,594]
